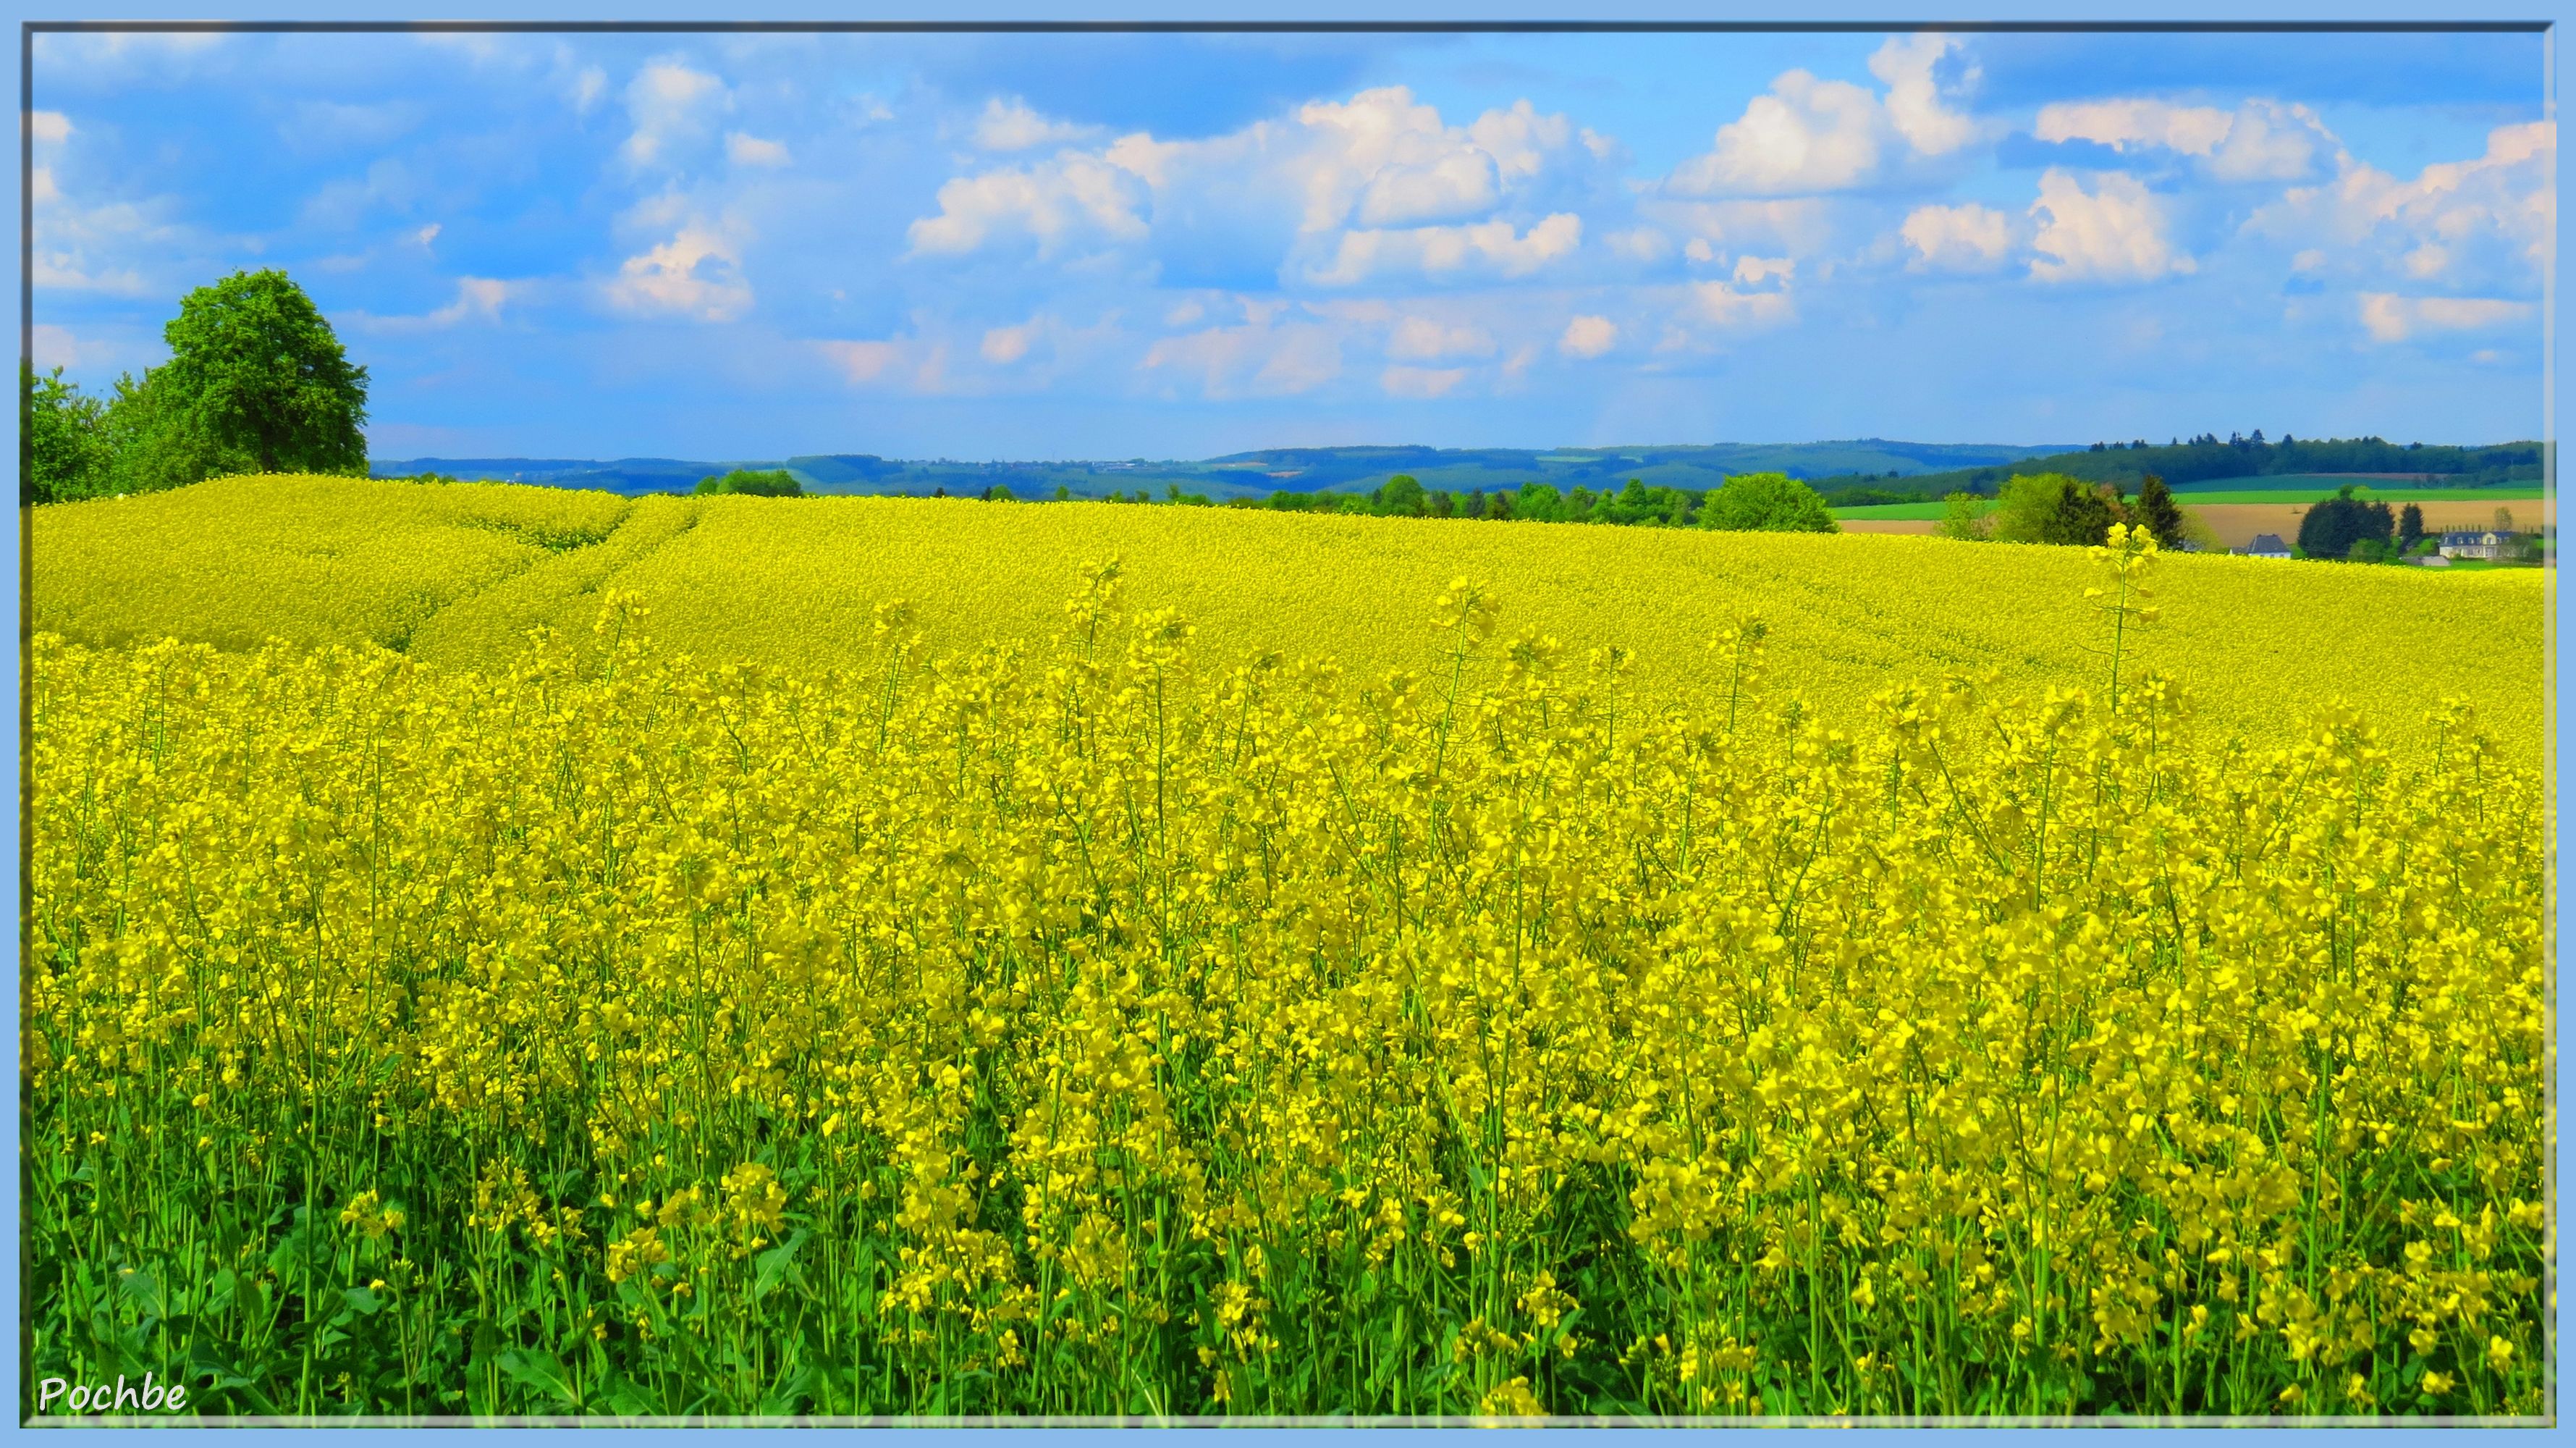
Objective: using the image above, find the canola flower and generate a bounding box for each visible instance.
[21,522,2550,1419]
[28,474,2546,760]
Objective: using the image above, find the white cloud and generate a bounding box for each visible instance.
[1732,255,1793,286]
[32,167,59,205]
[604,224,752,321]
[1900,202,2014,272]
[818,337,912,385]
[1141,316,1343,397]
[1301,213,1580,287]
[2246,121,2552,289]
[974,97,1098,152]
[30,111,70,145]
[353,277,519,332]
[908,85,1597,284]
[1163,299,1205,327]
[1868,33,1979,156]
[429,277,514,327]
[1382,364,1466,398]
[1666,35,1978,197]
[1644,198,1838,261]
[1605,226,1671,264]
[2205,101,2333,183]
[622,59,727,168]
[1385,315,1495,361]
[981,318,1039,363]
[572,66,607,114]
[2036,99,2233,157]
[2357,292,2534,344]
[32,323,83,369]
[905,153,1149,258]
[1692,280,1796,329]
[2027,169,2192,285]
[2035,98,2331,183]
[1668,70,1882,195]
[415,222,441,248]
[1558,314,1618,358]
[726,132,790,168]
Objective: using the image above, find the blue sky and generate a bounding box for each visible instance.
[30,28,2551,460]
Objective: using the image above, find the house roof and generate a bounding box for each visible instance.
[2247,533,2289,552]
[2440,529,2520,544]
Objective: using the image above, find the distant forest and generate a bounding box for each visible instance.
[1823,433,2545,505]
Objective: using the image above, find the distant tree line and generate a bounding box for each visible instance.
[694,468,803,497]
[1817,432,2543,502]
[1042,471,1840,532]
[22,269,369,505]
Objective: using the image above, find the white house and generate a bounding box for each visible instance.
[2243,533,2292,560]
[2438,529,2522,560]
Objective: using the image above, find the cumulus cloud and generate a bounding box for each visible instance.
[604,224,752,321]
[1382,364,1467,398]
[352,276,519,332]
[981,317,1039,363]
[1868,33,1979,156]
[1385,315,1495,360]
[2035,97,2331,182]
[1666,34,1979,196]
[905,153,1149,258]
[622,59,727,167]
[1301,213,1581,287]
[2027,169,2193,285]
[726,132,790,167]
[907,85,1597,285]
[428,277,514,326]
[1558,313,1618,358]
[30,110,70,145]
[974,97,1098,152]
[1692,280,1796,329]
[1900,202,2014,272]
[32,322,84,369]
[1668,71,1881,195]
[2357,292,2534,343]
[817,337,912,385]
[1141,308,1343,398]
[2245,121,2552,290]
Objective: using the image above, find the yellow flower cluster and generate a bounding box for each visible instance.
[20,521,2547,1419]
[29,476,2543,759]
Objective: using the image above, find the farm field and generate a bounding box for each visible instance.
[1836,497,2554,554]
[28,475,2547,757]
[1834,487,2546,523]
[22,474,2551,1420]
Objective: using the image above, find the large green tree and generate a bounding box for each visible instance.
[122,269,370,489]
[21,363,109,505]
[2296,485,2396,560]
[2132,473,2186,547]
[1697,471,1838,533]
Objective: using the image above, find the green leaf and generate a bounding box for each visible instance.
[117,1268,168,1322]
[496,1347,583,1411]
[756,1363,818,1416]
[752,1230,809,1302]
[341,1284,384,1316]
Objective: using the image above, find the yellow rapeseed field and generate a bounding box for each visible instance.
[27,474,2547,759]
[21,481,2553,1420]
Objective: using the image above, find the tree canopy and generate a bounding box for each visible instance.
[693,468,803,497]
[22,363,109,505]
[148,269,370,481]
[1697,472,1837,534]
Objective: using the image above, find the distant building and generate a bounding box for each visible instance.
[2438,529,2522,560]
[2243,533,2292,560]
